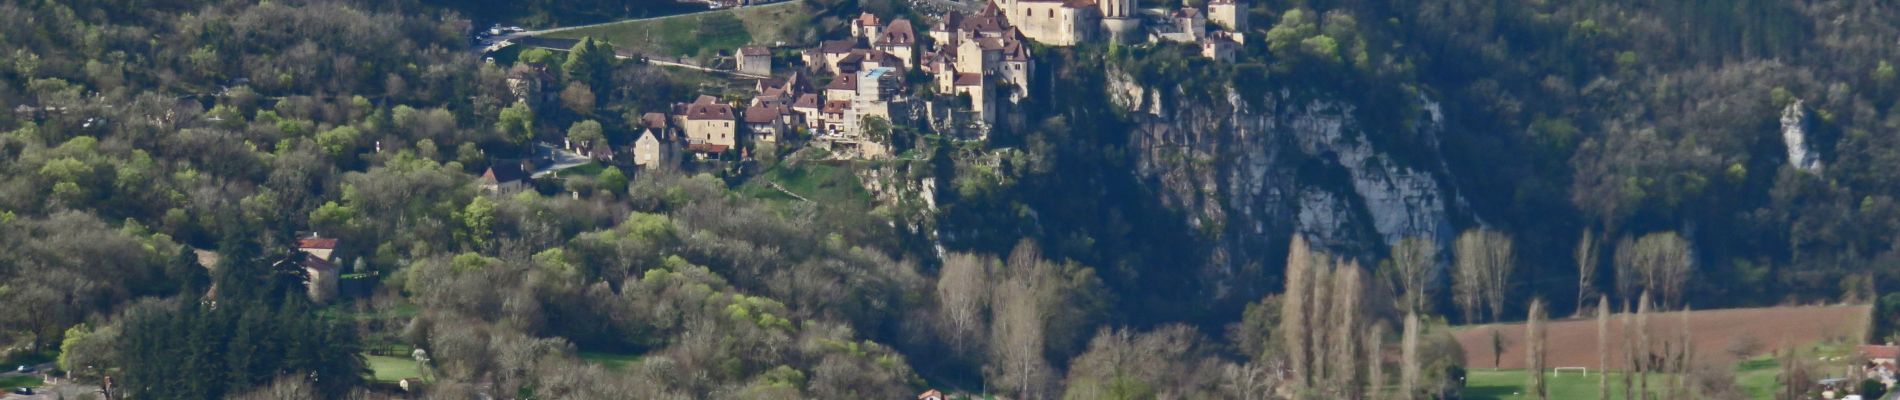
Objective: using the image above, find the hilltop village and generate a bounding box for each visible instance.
[489,0,1251,182]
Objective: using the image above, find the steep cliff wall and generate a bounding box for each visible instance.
[1112,68,1462,300]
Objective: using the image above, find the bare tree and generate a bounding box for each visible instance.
[1366,321,1387,397]
[1455,229,1516,322]
[1577,229,1600,316]
[990,277,1049,400]
[1615,232,1693,309]
[1220,361,1280,400]
[1391,236,1438,314]
[1527,298,1549,400]
[1401,312,1421,400]
[936,253,993,357]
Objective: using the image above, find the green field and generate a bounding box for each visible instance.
[545,3,804,57]
[578,352,643,372]
[1464,369,1669,400]
[365,354,424,383]
[0,375,40,389]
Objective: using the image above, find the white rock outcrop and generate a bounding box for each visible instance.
[1780,99,1823,173]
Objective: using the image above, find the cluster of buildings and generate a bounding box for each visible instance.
[495,0,1253,170]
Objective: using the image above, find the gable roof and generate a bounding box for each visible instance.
[744,106,781,124]
[1863,345,1900,360]
[685,95,736,121]
[641,112,670,130]
[954,72,985,86]
[827,73,860,91]
[856,12,882,27]
[483,162,528,184]
[819,40,857,54]
[794,93,821,109]
[740,46,770,57]
[877,19,917,46]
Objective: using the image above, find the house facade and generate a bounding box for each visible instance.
[681,95,737,153]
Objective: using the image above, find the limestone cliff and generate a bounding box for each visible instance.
[1111,68,1463,300]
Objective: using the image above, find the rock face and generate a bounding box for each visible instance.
[1112,68,1462,301]
[1780,99,1824,173]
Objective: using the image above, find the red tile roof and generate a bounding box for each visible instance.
[740,46,770,57]
[794,93,820,109]
[297,237,338,250]
[1863,345,1900,360]
[954,73,984,86]
[687,143,730,154]
[856,12,882,27]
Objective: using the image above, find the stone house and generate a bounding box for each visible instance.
[681,95,737,154]
[632,128,670,167]
[874,19,918,69]
[738,46,773,76]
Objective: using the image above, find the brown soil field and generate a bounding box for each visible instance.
[1453,304,1870,370]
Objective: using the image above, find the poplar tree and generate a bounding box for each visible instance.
[1401,312,1421,400]
[1279,236,1313,386]
[1526,298,1548,400]
[1598,295,1611,400]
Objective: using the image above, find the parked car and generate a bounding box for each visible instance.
[13,365,31,373]
[11,387,32,395]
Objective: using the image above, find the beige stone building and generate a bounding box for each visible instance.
[738,46,772,76]
[874,19,918,69]
[1208,0,1246,31]
[632,128,668,167]
[680,95,737,153]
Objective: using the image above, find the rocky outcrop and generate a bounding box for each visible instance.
[1111,67,1461,301]
[1780,99,1824,173]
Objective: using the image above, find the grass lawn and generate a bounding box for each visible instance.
[740,160,872,206]
[1464,369,1669,400]
[0,375,41,389]
[578,352,643,372]
[560,161,609,178]
[1733,341,1857,399]
[545,3,804,57]
[365,354,424,383]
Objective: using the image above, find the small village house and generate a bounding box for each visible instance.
[632,128,669,167]
[480,161,530,191]
[874,19,918,69]
[681,95,738,154]
[1202,31,1238,62]
[294,235,341,303]
[744,105,785,143]
[738,46,773,76]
